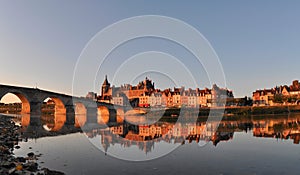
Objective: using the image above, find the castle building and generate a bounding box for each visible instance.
[99,75,234,107]
[100,76,155,105]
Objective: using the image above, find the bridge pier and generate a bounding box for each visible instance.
[65,105,75,115]
[22,115,44,138]
[87,107,97,116]
[81,107,99,131]
[109,109,117,123]
[30,102,42,115]
[86,107,98,124]
[86,115,98,124]
[29,115,42,126]
[65,114,75,125]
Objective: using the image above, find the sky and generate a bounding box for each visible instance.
[1,0,300,103]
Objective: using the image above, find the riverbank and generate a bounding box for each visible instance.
[0,115,65,175]
[152,105,300,118]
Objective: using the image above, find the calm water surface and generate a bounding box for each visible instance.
[8,114,300,175]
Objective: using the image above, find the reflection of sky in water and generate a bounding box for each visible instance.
[12,114,300,174]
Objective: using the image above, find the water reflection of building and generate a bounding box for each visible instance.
[84,121,236,154]
[139,125,162,140]
[211,132,234,146]
[85,115,300,154]
[110,125,123,135]
[16,113,300,155]
[252,117,300,144]
[290,133,300,144]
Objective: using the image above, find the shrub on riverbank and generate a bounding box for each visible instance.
[159,105,300,118]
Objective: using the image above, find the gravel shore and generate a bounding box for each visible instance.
[0,115,65,175]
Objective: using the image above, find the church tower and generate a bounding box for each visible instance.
[101,75,111,97]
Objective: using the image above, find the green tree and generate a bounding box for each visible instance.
[274,94,283,103]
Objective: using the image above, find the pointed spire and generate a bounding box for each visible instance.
[102,75,110,86]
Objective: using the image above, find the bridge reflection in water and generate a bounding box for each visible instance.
[11,113,300,154]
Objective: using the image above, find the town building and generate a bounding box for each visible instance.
[148,91,162,107]
[252,89,276,106]
[253,80,300,106]
[86,92,97,101]
[173,87,183,107]
[138,92,150,107]
[98,75,234,108]
[210,84,234,107]
[184,88,198,107]
[198,88,212,107]
[289,80,300,96]
[112,93,124,106]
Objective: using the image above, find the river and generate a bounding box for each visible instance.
[7,113,300,174]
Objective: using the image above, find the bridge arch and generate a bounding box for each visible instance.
[42,97,66,115]
[21,114,30,128]
[0,91,30,114]
[74,114,87,128]
[74,102,87,128]
[97,106,109,124]
[42,114,66,132]
[74,102,87,115]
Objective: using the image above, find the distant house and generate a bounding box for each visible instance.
[148,92,162,107]
[211,84,234,107]
[198,89,211,107]
[112,93,127,106]
[188,95,197,107]
[253,80,300,106]
[86,92,97,101]
[281,86,290,96]
[252,89,275,106]
[181,95,189,106]
[138,93,150,107]
[185,89,197,107]
[173,87,183,107]
[289,80,300,96]
[158,89,173,108]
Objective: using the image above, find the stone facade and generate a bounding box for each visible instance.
[99,76,234,108]
[252,80,300,106]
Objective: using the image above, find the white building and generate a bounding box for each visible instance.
[112,94,124,106]
[187,94,197,107]
[149,92,162,107]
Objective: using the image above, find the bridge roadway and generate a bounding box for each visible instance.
[0,84,129,123]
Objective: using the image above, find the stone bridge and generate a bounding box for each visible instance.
[0,84,127,123]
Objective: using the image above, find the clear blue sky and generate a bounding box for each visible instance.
[0,0,299,99]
